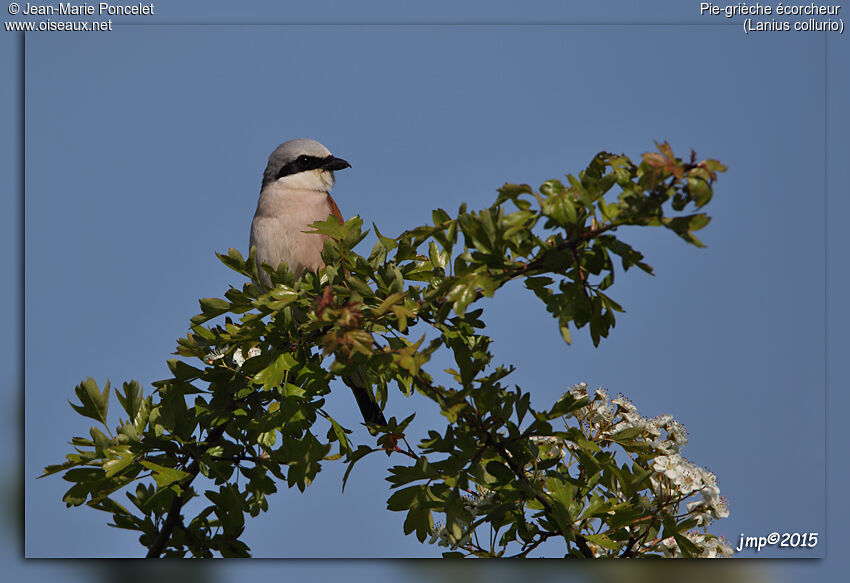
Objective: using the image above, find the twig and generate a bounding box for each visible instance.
[145,423,228,558]
[508,530,558,558]
[468,413,595,559]
[619,535,638,558]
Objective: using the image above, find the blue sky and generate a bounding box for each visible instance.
[2,0,848,579]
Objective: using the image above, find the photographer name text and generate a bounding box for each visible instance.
[18,2,153,16]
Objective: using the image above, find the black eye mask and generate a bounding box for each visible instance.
[277,155,350,178]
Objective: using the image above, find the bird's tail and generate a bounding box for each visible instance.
[342,370,387,427]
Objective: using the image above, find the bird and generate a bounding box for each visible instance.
[249,138,387,428]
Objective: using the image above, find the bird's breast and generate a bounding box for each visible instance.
[250,186,334,279]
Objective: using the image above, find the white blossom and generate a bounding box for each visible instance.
[648,437,679,455]
[232,346,261,368]
[468,489,496,514]
[658,536,680,557]
[667,420,689,446]
[429,522,471,549]
[687,500,713,526]
[651,454,685,482]
[644,419,662,438]
[699,468,718,491]
[204,347,228,364]
[687,532,733,558]
[702,489,730,519]
[649,474,665,495]
[658,532,732,558]
[673,465,704,496]
[611,395,637,414]
[567,382,588,400]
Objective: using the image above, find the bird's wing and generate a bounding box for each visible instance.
[327,194,344,224]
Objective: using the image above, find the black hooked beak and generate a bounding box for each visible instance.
[322,156,351,171]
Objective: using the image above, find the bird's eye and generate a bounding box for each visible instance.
[297,155,310,164]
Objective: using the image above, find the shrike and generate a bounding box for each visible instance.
[250,139,387,428]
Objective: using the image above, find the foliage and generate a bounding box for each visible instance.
[43,143,730,557]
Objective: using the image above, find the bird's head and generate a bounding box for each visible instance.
[261,138,350,192]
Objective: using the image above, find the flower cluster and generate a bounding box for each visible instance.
[659,532,734,558]
[650,453,729,522]
[566,383,731,557]
[428,384,732,557]
[566,383,688,453]
[429,521,471,549]
[433,383,729,558]
[428,489,497,550]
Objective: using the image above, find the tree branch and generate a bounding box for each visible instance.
[145,423,228,558]
[469,414,595,559]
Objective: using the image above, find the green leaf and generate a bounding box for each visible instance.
[373,291,407,317]
[167,359,204,382]
[585,532,621,550]
[566,174,591,204]
[253,352,298,389]
[485,461,514,484]
[198,297,230,318]
[69,378,110,427]
[90,496,134,517]
[103,446,135,478]
[62,482,90,506]
[326,416,352,457]
[674,532,703,558]
[447,278,478,315]
[541,184,577,225]
[497,183,533,206]
[342,445,379,492]
[403,507,434,543]
[217,247,251,276]
[307,215,346,238]
[558,320,572,345]
[373,223,398,251]
[115,381,142,420]
[607,425,645,442]
[607,505,648,530]
[139,461,191,488]
[90,426,111,454]
[387,485,425,511]
[547,391,589,419]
